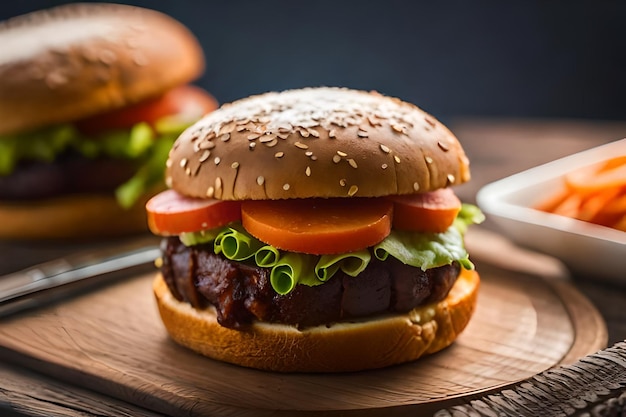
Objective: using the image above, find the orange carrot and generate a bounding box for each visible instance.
[241,198,393,255]
[535,155,626,232]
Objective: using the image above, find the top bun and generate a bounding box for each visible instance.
[167,87,470,200]
[0,3,204,135]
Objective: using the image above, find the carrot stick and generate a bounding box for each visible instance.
[534,154,626,232]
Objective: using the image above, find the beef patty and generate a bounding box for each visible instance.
[160,236,460,329]
[0,154,136,199]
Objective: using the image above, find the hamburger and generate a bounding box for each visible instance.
[0,3,217,239]
[146,87,484,372]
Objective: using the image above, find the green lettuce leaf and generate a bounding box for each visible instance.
[315,250,371,281]
[0,124,76,175]
[0,118,192,208]
[179,229,223,246]
[214,224,265,261]
[255,246,281,268]
[373,227,474,270]
[455,203,486,234]
[271,253,320,295]
[373,203,484,270]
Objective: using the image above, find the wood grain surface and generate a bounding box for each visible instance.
[436,340,626,417]
[0,228,607,417]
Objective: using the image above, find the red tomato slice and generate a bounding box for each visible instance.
[76,85,218,135]
[241,198,393,255]
[388,188,461,233]
[146,189,241,236]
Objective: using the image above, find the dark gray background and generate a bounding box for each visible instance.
[2,1,626,123]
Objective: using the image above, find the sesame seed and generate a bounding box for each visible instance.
[447,174,456,184]
[438,141,449,151]
[381,163,388,169]
[206,186,214,198]
[199,150,211,162]
[308,128,320,137]
[215,177,223,197]
[265,138,278,147]
[248,133,260,140]
[425,156,434,164]
[219,123,235,134]
[368,115,382,127]
[310,155,318,161]
[275,151,284,158]
[413,182,420,191]
[165,158,173,168]
[180,158,188,168]
[348,185,359,196]
[278,124,292,132]
[257,176,265,185]
[185,167,191,176]
[380,144,390,153]
[305,151,313,157]
[336,151,347,157]
[249,142,256,150]
[277,133,290,140]
[425,116,436,127]
[332,155,342,163]
[357,130,368,138]
[231,162,240,169]
[283,183,290,191]
[348,158,358,169]
[260,134,276,143]
[214,157,221,165]
[340,179,347,186]
[165,176,172,187]
[394,155,401,163]
[99,49,116,65]
[132,53,148,66]
[199,141,215,150]
[329,129,337,138]
[391,124,404,133]
[295,141,309,149]
[305,166,311,176]
[219,133,231,142]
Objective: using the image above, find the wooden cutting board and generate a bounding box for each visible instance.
[0,229,607,416]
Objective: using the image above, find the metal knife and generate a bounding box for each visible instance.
[0,238,161,317]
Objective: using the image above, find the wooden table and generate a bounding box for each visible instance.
[1,118,625,416]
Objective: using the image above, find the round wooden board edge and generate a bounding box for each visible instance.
[547,278,608,365]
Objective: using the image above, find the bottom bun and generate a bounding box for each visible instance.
[0,193,152,240]
[153,267,480,373]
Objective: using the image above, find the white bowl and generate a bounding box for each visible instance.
[476,139,626,284]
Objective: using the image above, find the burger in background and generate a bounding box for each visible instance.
[147,87,484,372]
[0,3,218,239]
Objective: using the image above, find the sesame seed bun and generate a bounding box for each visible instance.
[0,3,206,240]
[0,3,204,136]
[167,87,471,200]
[153,268,479,373]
